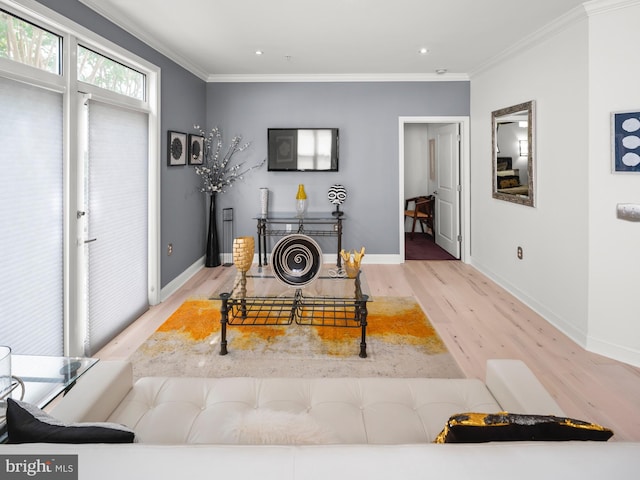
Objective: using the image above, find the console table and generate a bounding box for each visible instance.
[214,265,370,358]
[255,212,343,267]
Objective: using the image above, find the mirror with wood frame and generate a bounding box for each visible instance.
[492,100,535,207]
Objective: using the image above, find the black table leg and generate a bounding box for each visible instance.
[220,293,229,355]
[358,295,368,358]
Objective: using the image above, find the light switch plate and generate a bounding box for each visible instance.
[617,204,640,221]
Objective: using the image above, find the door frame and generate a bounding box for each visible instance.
[398,116,470,263]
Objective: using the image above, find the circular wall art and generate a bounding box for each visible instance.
[271,234,323,287]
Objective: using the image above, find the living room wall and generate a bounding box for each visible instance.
[471,3,640,368]
[205,81,469,260]
[586,3,640,367]
[35,0,208,289]
[470,16,591,347]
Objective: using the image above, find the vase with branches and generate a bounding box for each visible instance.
[194,126,265,267]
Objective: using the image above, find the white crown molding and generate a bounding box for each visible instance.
[206,72,470,83]
[470,4,588,78]
[583,0,640,15]
[78,0,209,81]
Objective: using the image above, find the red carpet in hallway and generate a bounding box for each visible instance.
[404,233,456,260]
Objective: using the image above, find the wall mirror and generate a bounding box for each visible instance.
[492,100,535,207]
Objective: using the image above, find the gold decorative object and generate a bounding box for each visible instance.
[233,236,255,273]
[340,246,365,278]
[295,184,307,217]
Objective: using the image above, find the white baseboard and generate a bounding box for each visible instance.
[470,257,640,368]
[587,336,640,369]
[470,258,589,347]
[160,256,205,302]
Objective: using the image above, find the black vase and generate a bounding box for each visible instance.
[205,192,221,267]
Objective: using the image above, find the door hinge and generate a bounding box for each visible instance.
[457,235,462,242]
[456,184,462,192]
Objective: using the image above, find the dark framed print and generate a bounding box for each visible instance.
[612,110,640,173]
[267,129,298,170]
[167,130,187,166]
[188,134,204,165]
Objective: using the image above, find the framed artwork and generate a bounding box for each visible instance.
[188,133,204,165]
[167,130,187,166]
[267,129,297,171]
[429,139,436,180]
[612,110,640,173]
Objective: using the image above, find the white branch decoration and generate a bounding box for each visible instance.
[193,125,265,194]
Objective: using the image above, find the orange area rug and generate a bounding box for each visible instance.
[131,296,462,379]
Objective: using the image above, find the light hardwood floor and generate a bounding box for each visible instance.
[97,261,640,441]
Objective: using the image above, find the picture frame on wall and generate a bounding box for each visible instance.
[188,133,204,165]
[611,110,640,173]
[167,130,187,166]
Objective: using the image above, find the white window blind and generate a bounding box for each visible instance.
[85,100,148,355]
[0,75,64,355]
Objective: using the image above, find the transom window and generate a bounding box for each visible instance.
[77,45,145,100]
[0,9,61,74]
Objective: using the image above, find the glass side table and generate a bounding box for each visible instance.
[1,355,98,441]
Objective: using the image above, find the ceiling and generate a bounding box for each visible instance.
[79,0,588,81]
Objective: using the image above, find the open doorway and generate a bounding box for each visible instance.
[398,117,470,263]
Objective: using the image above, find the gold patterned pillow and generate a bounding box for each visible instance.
[435,412,613,443]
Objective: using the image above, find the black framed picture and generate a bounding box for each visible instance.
[188,134,204,165]
[612,110,640,173]
[167,131,187,166]
[268,129,298,170]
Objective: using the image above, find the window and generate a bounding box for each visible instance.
[0,75,64,355]
[77,45,145,100]
[0,0,159,356]
[0,9,61,74]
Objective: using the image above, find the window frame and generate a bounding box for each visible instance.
[0,0,161,356]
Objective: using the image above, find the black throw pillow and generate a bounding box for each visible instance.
[435,412,613,444]
[6,398,135,444]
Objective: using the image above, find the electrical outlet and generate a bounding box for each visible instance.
[517,246,523,260]
[167,243,173,256]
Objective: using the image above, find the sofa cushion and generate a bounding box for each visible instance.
[107,377,503,444]
[6,398,135,444]
[221,409,338,444]
[434,412,614,443]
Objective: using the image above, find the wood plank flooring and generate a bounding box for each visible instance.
[97,261,640,442]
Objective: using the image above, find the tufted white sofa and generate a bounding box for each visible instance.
[3,359,639,479]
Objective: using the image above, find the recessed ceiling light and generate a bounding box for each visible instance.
[255,50,264,56]
[418,47,430,55]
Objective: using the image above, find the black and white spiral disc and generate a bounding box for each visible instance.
[271,234,323,286]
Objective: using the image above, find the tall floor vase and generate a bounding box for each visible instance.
[206,192,221,267]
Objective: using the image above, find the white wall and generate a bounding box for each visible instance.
[470,17,591,344]
[404,123,430,201]
[586,3,640,366]
[470,1,640,368]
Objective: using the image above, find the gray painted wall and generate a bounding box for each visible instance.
[35,0,207,288]
[34,1,469,285]
[207,82,469,257]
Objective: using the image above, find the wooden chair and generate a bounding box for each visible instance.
[404,195,434,240]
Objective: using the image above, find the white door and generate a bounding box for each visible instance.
[434,124,460,258]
